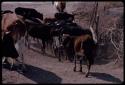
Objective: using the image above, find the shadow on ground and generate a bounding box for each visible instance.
[21,64,62,84]
[90,72,122,83]
[93,58,111,65]
[3,64,62,84]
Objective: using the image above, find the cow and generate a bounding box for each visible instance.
[44,17,57,25]
[43,12,75,61]
[49,18,97,75]
[61,26,97,77]
[24,21,54,54]
[62,34,75,62]
[54,12,74,22]
[73,34,97,77]
[15,7,43,23]
[15,7,44,48]
[2,11,26,71]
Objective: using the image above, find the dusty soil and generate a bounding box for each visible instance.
[2,2,124,84]
[2,40,123,84]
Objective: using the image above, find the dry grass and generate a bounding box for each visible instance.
[72,2,124,65]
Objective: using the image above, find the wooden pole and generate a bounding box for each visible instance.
[96,15,99,43]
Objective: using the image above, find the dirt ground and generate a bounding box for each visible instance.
[2,2,124,84]
[2,39,123,84]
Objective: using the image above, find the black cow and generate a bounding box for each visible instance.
[55,12,74,23]
[15,7,43,23]
[62,35,75,62]
[25,22,53,54]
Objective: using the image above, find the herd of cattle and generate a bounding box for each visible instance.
[2,7,97,77]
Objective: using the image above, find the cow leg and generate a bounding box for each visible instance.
[24,31,29,47]
[65,55,68,60]
[27,34,30,49]
[38,39,44,54]
[86,60,91,77]
[2,57,6,64]
[7,57,14,70]
[15,38,26,72]
[34,37,36,41]
[10,59,14,70]
[2,57,6,68]
[65,51,68,60]
[42,41,45,54]
[51,39,54,53]
[73,55,76,72]
[51,42,55,55]
[79,59,82,72]
[41,40,46,54]
[58,47,61,62]
[46,41,49,50]
[20,53,26,72]
[15,55,26,73]
[52,40,58,57]
[54,47,57,57]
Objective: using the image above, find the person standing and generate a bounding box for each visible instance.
[52,1,66,13]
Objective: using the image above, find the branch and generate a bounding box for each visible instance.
[109,28,122,63]
[110,29,120,51]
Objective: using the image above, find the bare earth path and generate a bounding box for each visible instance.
[2,41,123,84]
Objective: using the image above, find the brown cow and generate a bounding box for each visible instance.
[2,12,19,32]
[2,12,26,71]
[73,34,97,77]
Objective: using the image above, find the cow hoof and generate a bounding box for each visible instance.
[79,69,82,72]
[42,52,46,55]
[59,58,61,62]
[59,59,61,62]
[73,67,76,72]
[28,46,30,49]
[85,74,89,77]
